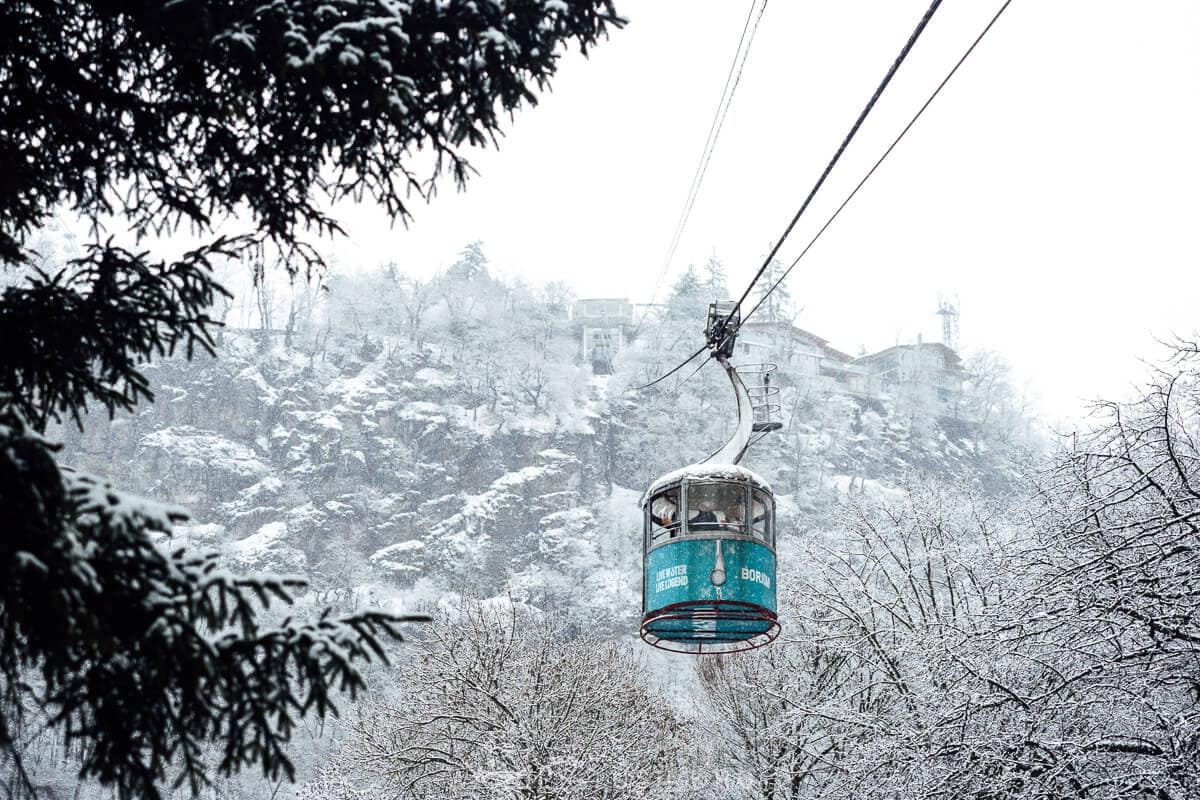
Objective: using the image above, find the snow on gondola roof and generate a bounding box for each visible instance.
[642,462,771,505]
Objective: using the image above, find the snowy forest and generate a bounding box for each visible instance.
[7,234,1199,799]
[4,1,1200,799]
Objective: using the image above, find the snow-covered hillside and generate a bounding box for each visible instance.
[38,254,1200,800]
[56,261,1037,639]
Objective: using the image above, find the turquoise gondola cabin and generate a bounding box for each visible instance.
[640,463,779,653]
[638,301,783,653]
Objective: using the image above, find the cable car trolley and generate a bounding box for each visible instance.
[639,302,783,653]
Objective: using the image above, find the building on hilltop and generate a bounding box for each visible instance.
[566,297,966,412]
[851,338,965,406]
[737,321,873,396]
[571,298,634,374]
[734,322,966,413]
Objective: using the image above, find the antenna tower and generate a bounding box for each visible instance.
[936,293,960,352]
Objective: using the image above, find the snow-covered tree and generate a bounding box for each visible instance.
[447,241,490,282]
[305,599,686,800]
[987,343,1200,798]
[957,350,1039,450]
[701,346,1200,799]
[700,481,1011,800]
[702,254,728,299]
[0,2,624,794]
[2,1,624,268]
[748,254,796,324]
[0,406,424,800]
[666,264,708,322]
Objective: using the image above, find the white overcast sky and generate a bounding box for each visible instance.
[328,0,1199,423]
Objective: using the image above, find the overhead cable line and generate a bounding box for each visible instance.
[678,348,714,386]
[727,0,944,318]
[630,342,711,391]
[669,0,769,268]
[633,0,767,343]
[641,0,942,390]
[742,0,1015,327]
[641,0,984,392]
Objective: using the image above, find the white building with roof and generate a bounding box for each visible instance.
[571,298,634,373]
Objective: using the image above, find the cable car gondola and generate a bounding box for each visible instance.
[640,303,782,654]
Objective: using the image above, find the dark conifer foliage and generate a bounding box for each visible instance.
[0,1,622,796]
[0,419,412,799]
[0,0,623,267]
[0,239,234,430]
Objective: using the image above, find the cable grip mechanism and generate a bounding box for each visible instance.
[705,301,741,358]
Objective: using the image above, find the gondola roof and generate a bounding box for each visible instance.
[642,462,771,505]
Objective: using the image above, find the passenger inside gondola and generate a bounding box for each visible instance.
[723,502,746,533]
[649,490,681,543]
[688,483,743,532]
[688,500,721,531]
